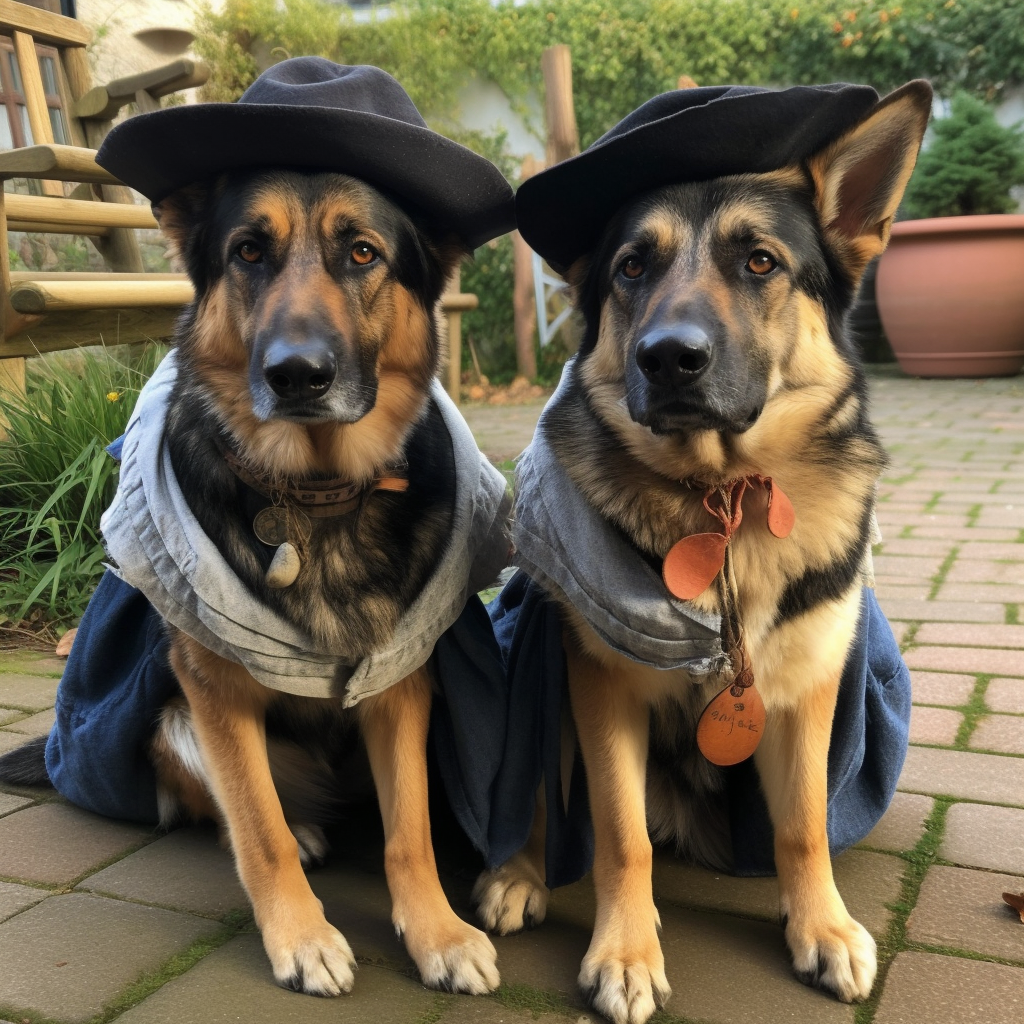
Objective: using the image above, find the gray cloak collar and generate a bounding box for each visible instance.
[100,350,510,705]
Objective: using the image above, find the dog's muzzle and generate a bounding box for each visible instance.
[262,337,337,402]
[634,323,712,389]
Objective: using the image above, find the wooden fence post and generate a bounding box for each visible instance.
[512,154,542,381]
[446,265,462,402]
[541,45,580,167]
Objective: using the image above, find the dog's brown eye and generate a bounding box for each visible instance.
[621,257,645,279]
[747,251,777,275]
[351,243,377,266]
[237,242,262,264]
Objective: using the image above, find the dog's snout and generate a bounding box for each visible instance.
[263,339,337,400]
[635,325,712,388]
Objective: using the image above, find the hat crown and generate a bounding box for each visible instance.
[240,58,428,130]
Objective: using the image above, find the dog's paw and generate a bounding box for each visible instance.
[401,910,500,995]
[579,935,670,1024]
[264,919,356,996]
[291,824,329,869]
[472,859,549,935]
[784,910,877,1002]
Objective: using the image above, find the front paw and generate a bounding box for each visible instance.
[400,908,500,995]
[579,929,670,1024]
[784,909,877,1002]
[263,915,356,996]
[473,858,549,935]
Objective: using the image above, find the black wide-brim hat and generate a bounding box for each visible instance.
[517,83,881,271]
[96,58,515,250]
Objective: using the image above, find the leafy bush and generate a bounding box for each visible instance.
[903,93,1024,218]
[0,347,164,628]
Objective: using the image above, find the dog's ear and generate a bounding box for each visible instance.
[807,80,932,284]
[152,184,209,257]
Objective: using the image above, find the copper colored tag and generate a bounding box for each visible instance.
[253,506,290,546]
[696,682,766,766]
[764,479,795,539]
[663,532,728,600]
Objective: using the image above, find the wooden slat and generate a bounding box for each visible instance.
[10,271,187,283]
[0,0,91,46]
[441,293,478,313]
[0,144,122,183]
[10,279,194,314]
[12,31,62,197]
[5,192,157,229]
[74,59,209,120]
[8,219,107,235]
[0,308,178,355]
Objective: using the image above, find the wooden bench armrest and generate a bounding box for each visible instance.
[10,279,194,314]
[441,293,478,313]
[74,59,211,121]
[0,145,123,184]
[4,193,156,232]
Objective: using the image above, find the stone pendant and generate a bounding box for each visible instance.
[266,541,301,589]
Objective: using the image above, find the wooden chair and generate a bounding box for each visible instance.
[0,0,206,401]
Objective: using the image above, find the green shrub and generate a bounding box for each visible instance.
[903,93,1024,218]
[0,346,164,628]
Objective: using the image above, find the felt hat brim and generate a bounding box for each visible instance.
[96,103,515,250]
[516,83,880,271]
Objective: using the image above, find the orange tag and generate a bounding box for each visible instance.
[663,532,728,600]
[764,478,795,539]
[696,683,765,766]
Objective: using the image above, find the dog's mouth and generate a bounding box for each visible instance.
[630,395,763,436]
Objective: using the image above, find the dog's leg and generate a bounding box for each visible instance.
[170,638,356,996]
[565,632,670,1024]
[473,785,549,935]
[359,667,499,994]
[755,677,877,1002]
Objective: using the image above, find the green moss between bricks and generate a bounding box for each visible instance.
[926,546,960,600]
[953,676,993,750]
[853,797,952,1024]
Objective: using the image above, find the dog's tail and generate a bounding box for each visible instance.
[0,735,52,787]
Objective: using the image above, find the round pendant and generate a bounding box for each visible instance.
[253,506,290,546]
[696,682,766,766]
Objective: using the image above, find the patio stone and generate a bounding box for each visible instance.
[958,542,1024,561]
[872,555,945,579]
[986,678,1024,713]
[113,933,435,1024]
[945,561,1024,585]
[0,793,31,817]
[0,892,217,1023]
[915,623,1024,647]
[874,951,1024,1024]
[651,849,902,940]
[941,803,1024,875]
[910,671,975,706]
[440,1000,571,1023]
[0,880,47,923]
[78,824,248,918]
[912,525,1020,542]
[935,582,1024,604]
[904,645,1024,676]
[898,747,1024,806]
[1,708,54,737]
[0,731,32,755]
[877,599,1005,623]
[909,706,961,745]
[857,792,934,853]
[0,674,59,711]
[875,539,958,558]
[908,865,1024,962]
[0,655,64,677]
[970,713,1024,754]
[0,709,21,726]
[0,803,153,885]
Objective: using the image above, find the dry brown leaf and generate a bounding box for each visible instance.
[1002,891,1024,923]
[55,627,78,658]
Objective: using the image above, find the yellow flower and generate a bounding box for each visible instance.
[546,10,555,20]
[106,391,121,402]
[845,10,856,21]
[833,20,844,32]
[790,8,799,18]
[879,10,889,21]
[842,34,854,46]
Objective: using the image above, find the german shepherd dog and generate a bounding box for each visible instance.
[474,83,931,1023]
[135,171,500,996]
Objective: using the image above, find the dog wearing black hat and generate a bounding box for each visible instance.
[473,80,932,1024]
[49,59,513,998]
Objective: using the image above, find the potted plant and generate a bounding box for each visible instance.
[876,92,1024,377]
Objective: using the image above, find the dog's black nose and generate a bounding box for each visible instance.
[263,339,337,400]
[635,325,712,388]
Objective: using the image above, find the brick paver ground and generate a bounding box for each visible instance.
[1,366,1022,1024]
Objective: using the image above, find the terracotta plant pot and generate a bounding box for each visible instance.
[876,214,1024,377]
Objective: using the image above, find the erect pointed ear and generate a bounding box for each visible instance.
[151,183,210,258]
[807,79,933,285]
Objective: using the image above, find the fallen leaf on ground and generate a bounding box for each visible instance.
[1002,892,1024,922]
[55,627,77,657]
